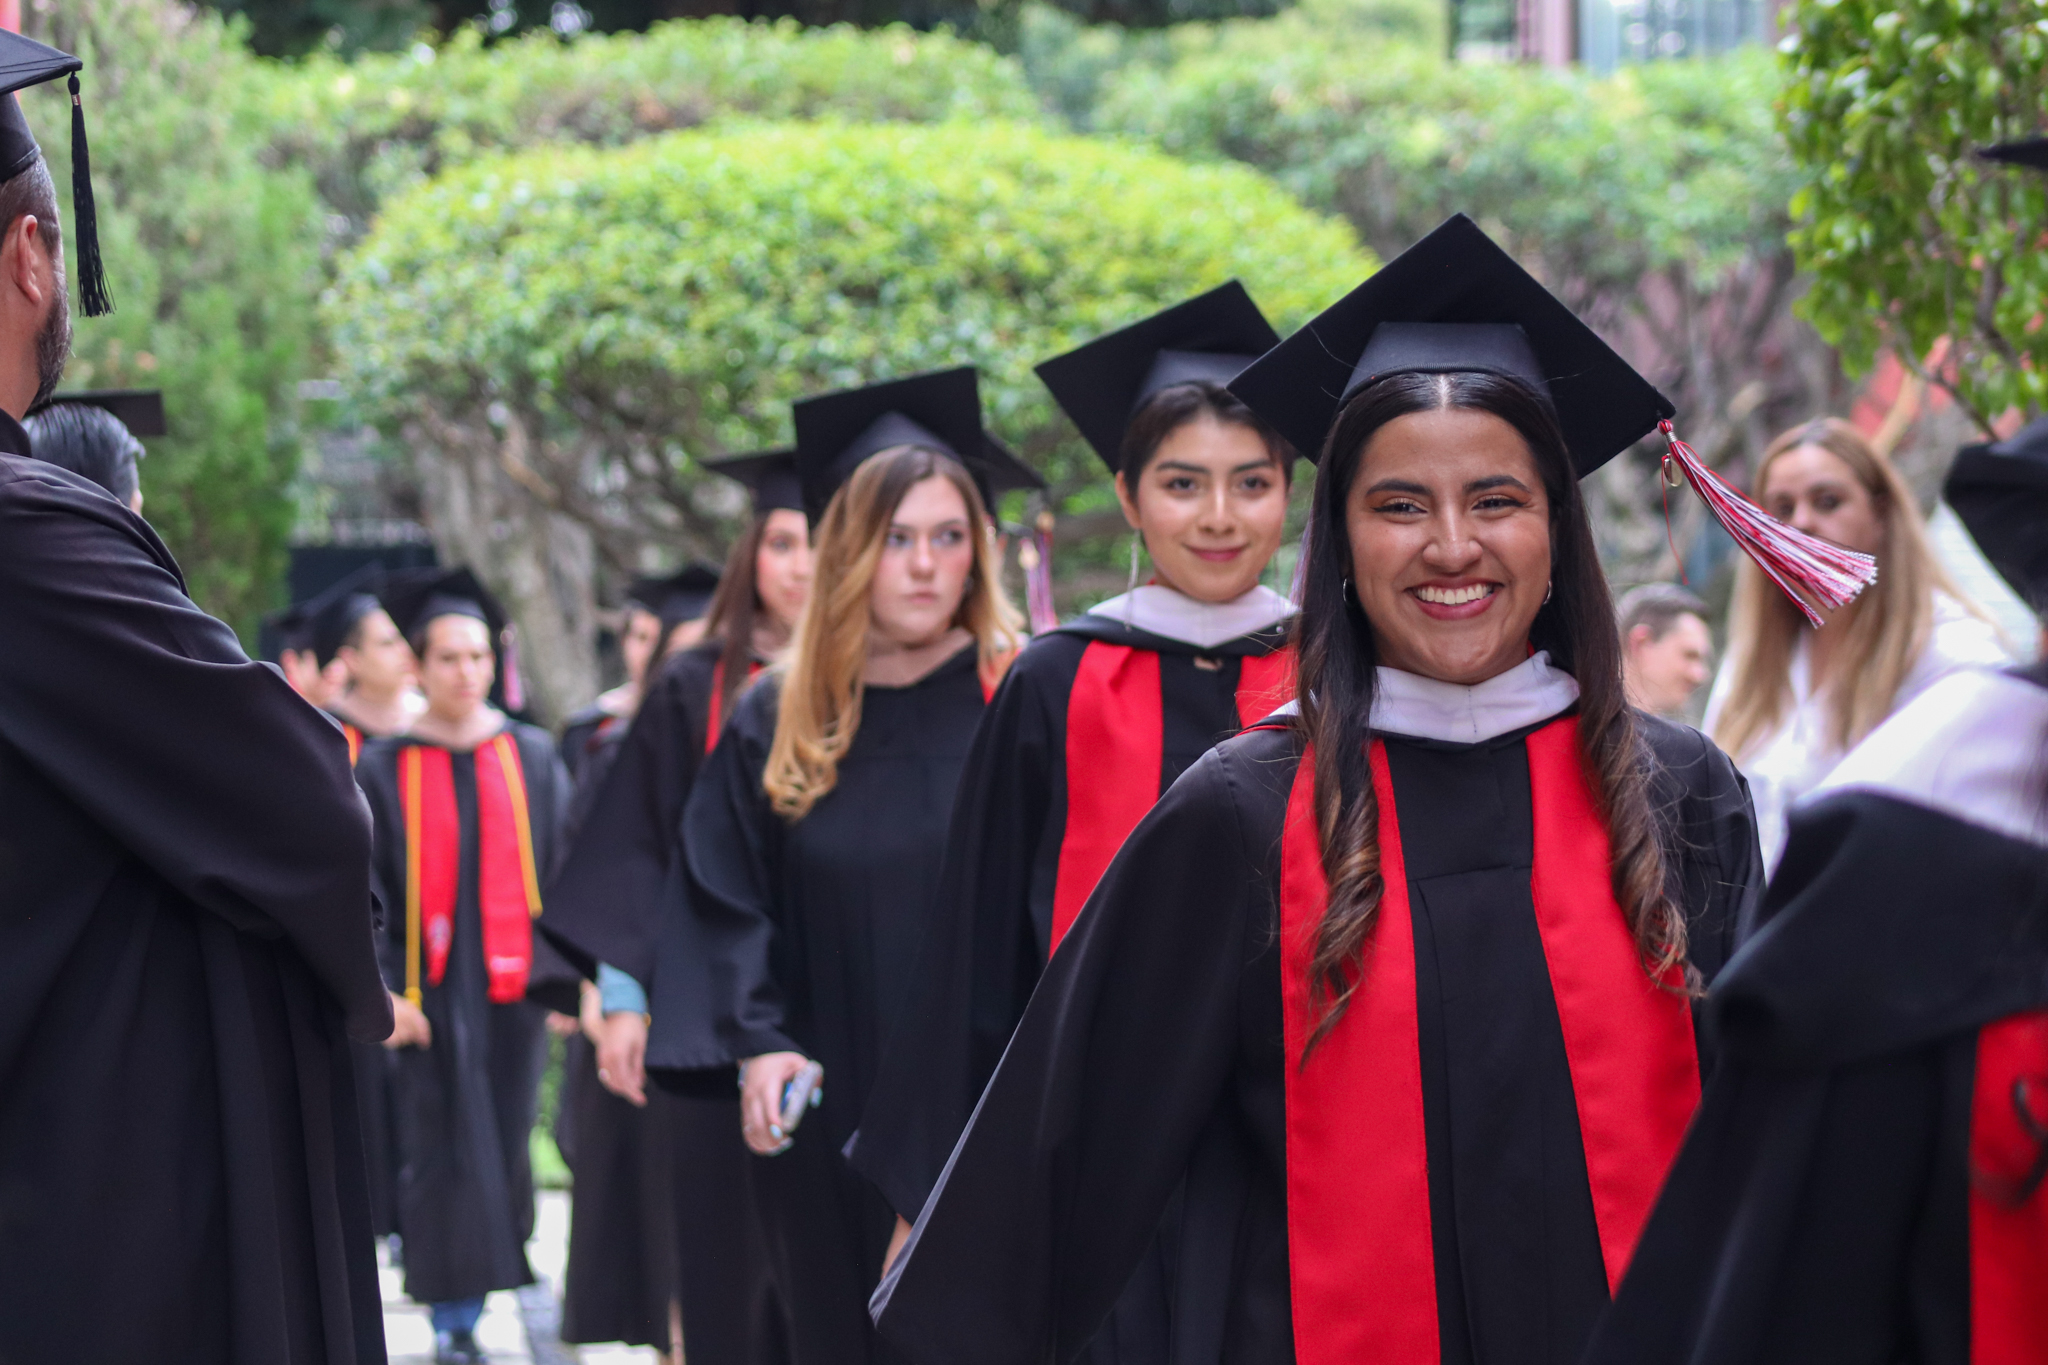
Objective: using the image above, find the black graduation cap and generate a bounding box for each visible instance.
[705,448,804,515]
[30,388,163,436]
[263,603,315,658]
[0,30,110,317]
[304,563,387,668]
[381,565,507,645]
[790,366,1044,522]
[1036,282,1284,473]
[1945,417,2048,608]
[1979,138,2048,171]
[1229,214,1674,475]
[627,563,721,637]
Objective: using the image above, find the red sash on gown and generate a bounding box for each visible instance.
[1276,717,1701,1365]
[1049,642,1294,954]
[1970,1007,2048,1365]
[399,733,544,1005]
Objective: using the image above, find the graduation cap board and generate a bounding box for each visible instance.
[30,388,163,437]
[706,448,804,516]
[0,30,110,317]
[790,366,1044,523]
[304,563,387,668]
[1980,139,2048,171]
[628,564,721,636]
[382,566,507,645]
[1036,281,1283,473]
[1230,213,1879,626]
[1946,417,2048,609]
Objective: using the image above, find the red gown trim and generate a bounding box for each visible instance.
[705,656,766,755]
[1279,719,1700,1364]
[343,721,362,767]
[399,735,543,1005]
[1234,648,1295,728]
[1050,642,1163,955]
[1970,1007,2048,1365]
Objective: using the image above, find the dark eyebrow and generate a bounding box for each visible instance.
[1363,478,1430,496]
[1467,474,1532,494]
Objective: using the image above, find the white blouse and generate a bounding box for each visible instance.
[1704,594,2011,870]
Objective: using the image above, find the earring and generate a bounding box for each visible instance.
[1127,535,1143,595]
[1543,580,1554,605]
[1342,576,1354,603]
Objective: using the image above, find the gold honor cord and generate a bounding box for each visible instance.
[493,733,545,917]
[401,745,424,1007]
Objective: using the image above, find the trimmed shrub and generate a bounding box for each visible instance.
[328,119,1372,714]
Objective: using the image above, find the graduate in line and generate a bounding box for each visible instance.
[873,216,1766,1365]
[543,450,812,1365]
[1579,405,2048,1365]
[356,568,575,1365]
[303,564,420,760]
[665,368,1037,1365]
[554,565,719,1358]
[22,386,159,513]
[850,285,1298,1351]
[0,30,392,1361]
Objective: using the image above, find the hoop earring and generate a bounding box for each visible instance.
[1342,576,1355,603]
[1542,580,1554,605]
[1125,535,1143,629]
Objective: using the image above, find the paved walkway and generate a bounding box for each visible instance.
[382,1190,662,1365]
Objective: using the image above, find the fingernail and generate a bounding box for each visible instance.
[769,1125,783,1139]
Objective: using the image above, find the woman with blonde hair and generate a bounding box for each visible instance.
[663,367,1035,1365]
[1706,417,2007,867]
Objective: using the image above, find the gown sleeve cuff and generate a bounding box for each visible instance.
[596,962,649,1016]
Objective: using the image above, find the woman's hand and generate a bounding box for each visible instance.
[882,1214,914,1278]
[385,991,432,1050]
[596,1010,650,1107]
[739,1051,816,1155]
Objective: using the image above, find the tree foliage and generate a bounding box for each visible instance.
[328,119,1371,714]
[24,0,326,638]
[251,15,1037,240]
[1780,0,2048,430]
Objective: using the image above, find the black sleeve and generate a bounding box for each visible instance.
[540,648,711,985]
[849,639,1070,1219]
[666,685,800,1063]
[357,744,408,993]
[525,725,584,1014]
[873,738,1282,1365]
[1642,714,1765,986]
[0,462,391,1041]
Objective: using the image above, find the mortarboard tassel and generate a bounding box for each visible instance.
[66,75,110,318]
[501,626,527,713]
[1021,511,1059,635]
[1658,420,1878,627]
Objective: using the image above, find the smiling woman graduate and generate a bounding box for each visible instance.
[660,367,1036,1365]
[871,216,1770,1365]
[355,568,575,1365]
[849,284,1298,1349]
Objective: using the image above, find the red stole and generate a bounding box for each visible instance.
[398,733,545,1006]
[704,657,766,755]
[1277,717,1701,1365]
[1969,1008,2048,1365]
[1048,642,1295,954]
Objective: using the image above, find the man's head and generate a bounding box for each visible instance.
[1617,582,1714,717]
[0,155,68,418]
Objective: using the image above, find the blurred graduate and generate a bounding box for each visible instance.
[850,285,1298,1356]
[356,568,575,1365]
[0,32,392,1362]
[543,451,813,1365]
[873,217,1770,1365]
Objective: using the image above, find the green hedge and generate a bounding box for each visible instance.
[255,19,1043,237]
[329,119,1373,517]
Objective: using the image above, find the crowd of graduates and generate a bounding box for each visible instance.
[0,24,2045,1365]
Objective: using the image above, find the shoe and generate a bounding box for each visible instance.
[434,1328,486,1363]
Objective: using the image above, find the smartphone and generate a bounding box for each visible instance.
[777,1061,825,1137]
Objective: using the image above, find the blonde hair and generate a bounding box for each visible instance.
[762,445,1022,820]
[1713,418,1980,758]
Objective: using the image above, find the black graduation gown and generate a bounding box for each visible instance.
[0,444,392,1363]
[358,722,572,1306]
[873,712,1761,1365]
[851,617,1291,1365]
[1583,670,2048,1365]
[543,638,785,1364]
[669,643,992,1365]
[552,707,680,1351]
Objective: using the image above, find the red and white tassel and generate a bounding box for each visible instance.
[1021,512,1059,635]
[1659,420,1879,628]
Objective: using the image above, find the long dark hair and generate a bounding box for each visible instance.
[1293,371,1688,1052]
[703,514,774,723]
